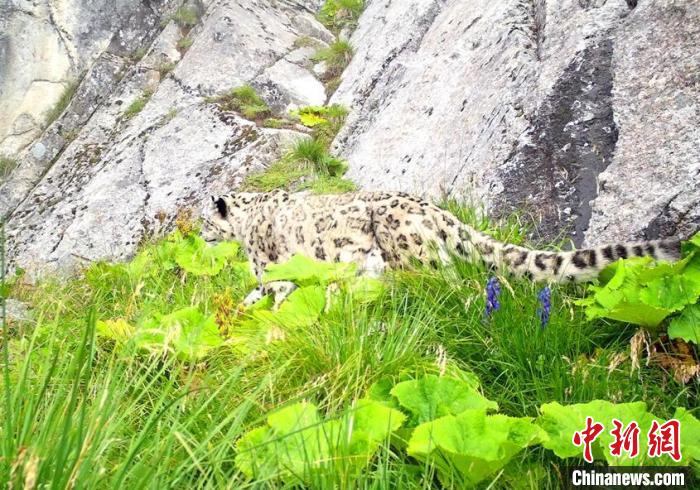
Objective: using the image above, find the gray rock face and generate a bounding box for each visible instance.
[0,0,174,155]
[332,0,699,246]
[2,0,331,277]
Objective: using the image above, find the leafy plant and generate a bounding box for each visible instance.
[317,0,364,32]
[263,254,356,286]
[291,104,348,146]
[206,85,271,121]
[174,235,241,276]
[390,374,498,426]
[408,410,546,486]
[235,400,405,484]
[577,233,700,340]
[97,307,223,360]
[123,89,154,119]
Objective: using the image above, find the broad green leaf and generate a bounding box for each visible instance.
[408,410,546,486]
[639,275,700,312]
[299,112,327,127]
[141,307,223,360]
[235,400,405,484]
[579,253,699,327]
[668,304,700,344]
[251,285,325,328]
[672,408,700,463]
[96,319,136,343]
[262,254,356,286]
[391,374,497,426]
[175,235,240,276]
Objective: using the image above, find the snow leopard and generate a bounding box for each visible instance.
[200,190,681,307]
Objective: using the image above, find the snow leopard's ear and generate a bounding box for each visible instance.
[211,195,228,218]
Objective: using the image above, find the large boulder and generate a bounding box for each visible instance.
[2,0,329,277]
[331,0,699,246]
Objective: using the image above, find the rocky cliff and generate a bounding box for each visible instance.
[1,0,698,277]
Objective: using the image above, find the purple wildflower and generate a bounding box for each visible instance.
[537,286,552,329]
[484,277,501,318]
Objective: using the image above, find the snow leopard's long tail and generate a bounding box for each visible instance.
[451,223,682,283]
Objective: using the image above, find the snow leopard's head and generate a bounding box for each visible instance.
[200,195,241,244]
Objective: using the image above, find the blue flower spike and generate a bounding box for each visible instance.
[485,276,501,318]
[537,286,552,329]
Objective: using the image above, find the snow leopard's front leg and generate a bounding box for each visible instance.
[244,248,297,309]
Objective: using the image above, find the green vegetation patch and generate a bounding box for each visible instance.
[123,89,154,119]
[163,6,201,29]
[2,203,699,488]
[317,0,365,32]
[205,85,271,121]
[45,81,78,127]
[313,40,354,81]
[0,155,18,181]
[578,233,700,344]
[176,36,194,52]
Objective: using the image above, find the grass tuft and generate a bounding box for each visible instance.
[45,81,78,127]
[164,6,201,29]
[205,85,271,121]
[0,155,18,182]
[123,89,154,120]
[313,40,354,80]
[176,36,194,52]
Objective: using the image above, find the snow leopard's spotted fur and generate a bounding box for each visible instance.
[201,190,681,306]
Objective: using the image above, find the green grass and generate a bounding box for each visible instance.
[205,85,271,121]
[156,62,176,77]
[2,207,695,488]
[313,40,354,80]
[130,47,147,63]
[176,36,194,51]
[164,6,200,29]
[0,156,17,182]
[44,81,78,127]
[123,89,154,120]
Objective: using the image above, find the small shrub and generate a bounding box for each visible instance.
[0,155,18,181]
[157,62,176,77]
[317,0,364,32]
[205,85,271,121]
[45,81,78,127]
[292,104,348,147]
[176,36,194,51]
[313,40,354,79]
[123,89,154,119]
